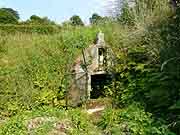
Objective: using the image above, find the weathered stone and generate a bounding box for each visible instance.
[68,32,115,106]
[48,119,72,135]
[26,117,56,132]
[27,117,72,135]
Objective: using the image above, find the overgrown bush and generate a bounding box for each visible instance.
[101,1,180,134]
[99,104,173,135]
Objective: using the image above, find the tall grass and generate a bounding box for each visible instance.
[0,27,98,117]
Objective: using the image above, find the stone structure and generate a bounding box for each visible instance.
[68,32,115,106]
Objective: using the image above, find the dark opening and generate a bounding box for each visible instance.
[99,48,105,56]
[90,74,113,99]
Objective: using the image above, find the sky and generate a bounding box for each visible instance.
[0,0,115,24]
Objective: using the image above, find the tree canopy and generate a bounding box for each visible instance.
[0,8,18,24]
[1,8,20,20]
[24,15,55,25]
[89,13,103,25]
[70,15,84,26]
[117,2,135,26]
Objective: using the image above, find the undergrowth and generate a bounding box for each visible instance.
[0,107,101,135]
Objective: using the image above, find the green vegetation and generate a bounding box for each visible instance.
[0,8,18,24]
[24,15,56,25]
[99,104,171,135]
[0,8,20,20]
[1,8,20,20]
[70,15,84,26]
[0,27,98,118]
[0,0,180,134]
[0,107,102,135]
[0,25,61,34]
[89,13,103,25]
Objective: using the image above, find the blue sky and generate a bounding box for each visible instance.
[0,0,113,24]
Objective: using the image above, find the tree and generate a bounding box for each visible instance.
[30,15,42,21]
[117,2,135,26]
[89,13,103,25]
[115,0,169,25]
[1,8,20,20]
[25,15,55,25]
[70,15,84,26]
[0,9,18,24]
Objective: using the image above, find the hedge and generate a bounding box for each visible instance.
[0,24,61,34]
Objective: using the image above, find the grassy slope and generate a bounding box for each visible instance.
[0,27,98,117]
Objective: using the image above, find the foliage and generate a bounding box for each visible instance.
[0,27,98,117]
[0,107,101,135]
[99,104,173,135]
[24,15,56,25]
[104,0,180,134]
[61,21,73,28]
[1,8,20,20]
[0,9,18,24]
[20,15,56,26]
[1,1,180,134]
[70,15,84,26]
[117,2,136,26]
[115,0,170,26]
[30,15,42,21]
[89,13,103,25]
[0,24,61,34]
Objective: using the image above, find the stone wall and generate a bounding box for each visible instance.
[68,32,115,106]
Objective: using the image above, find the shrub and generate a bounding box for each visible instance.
[0,9,18,24]
[98,104,174,135]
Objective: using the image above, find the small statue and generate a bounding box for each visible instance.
[93,32,105,46]
[97,32,105,46]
